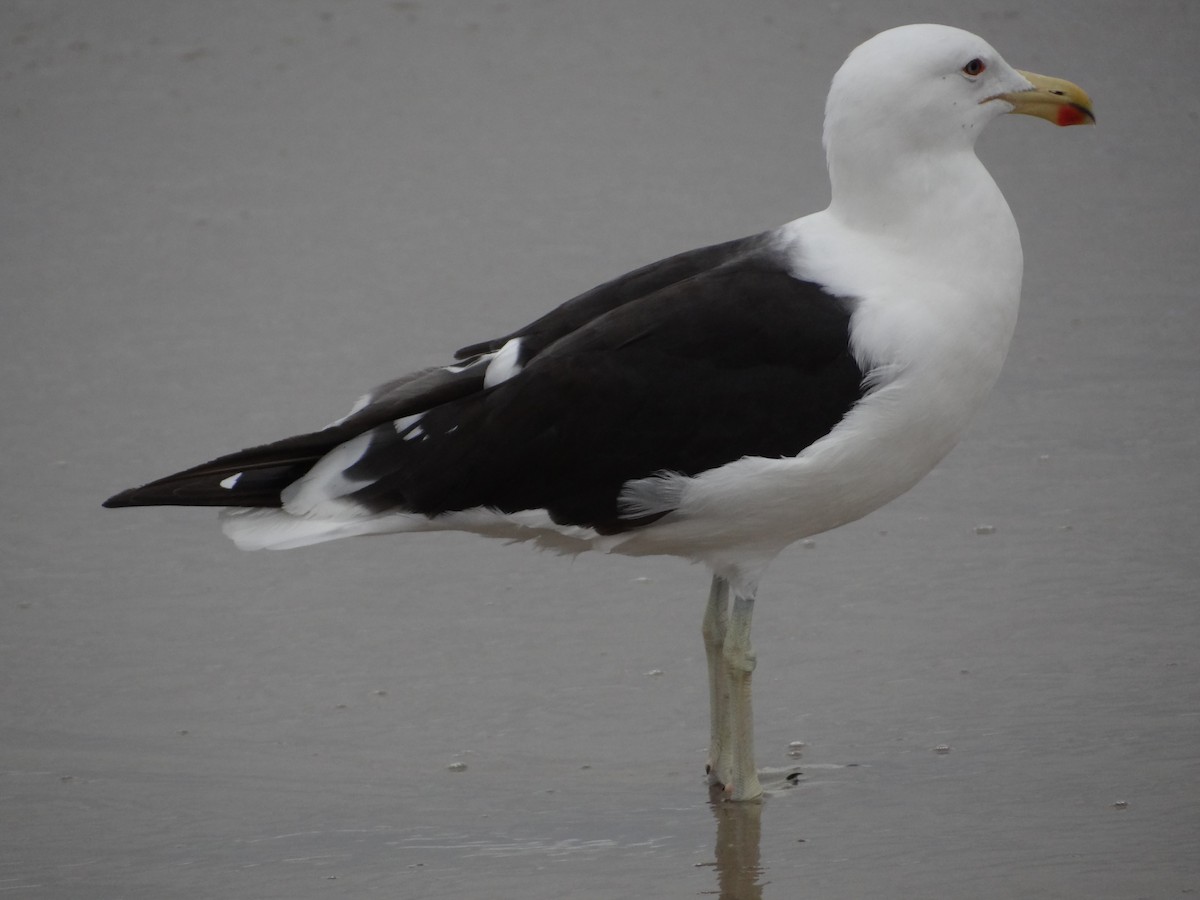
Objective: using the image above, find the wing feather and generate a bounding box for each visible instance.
[104,234,864,534]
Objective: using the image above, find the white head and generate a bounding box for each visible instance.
[822,24,1093,226]
[825,25,1030,156]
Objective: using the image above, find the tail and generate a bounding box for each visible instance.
[102,430,347,509]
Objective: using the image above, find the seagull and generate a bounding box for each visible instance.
[104,24,1093,801]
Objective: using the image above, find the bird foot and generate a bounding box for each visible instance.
[705,762,763,801]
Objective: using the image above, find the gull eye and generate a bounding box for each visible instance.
[962,58,986,77]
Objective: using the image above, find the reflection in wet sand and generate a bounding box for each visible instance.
[705,786,765,900]
[701,765,811,898]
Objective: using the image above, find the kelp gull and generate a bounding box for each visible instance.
[105,24,1094,801]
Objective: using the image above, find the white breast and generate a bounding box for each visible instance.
[608,186,1024,568]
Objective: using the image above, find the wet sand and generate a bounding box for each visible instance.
[3,2,1198,897]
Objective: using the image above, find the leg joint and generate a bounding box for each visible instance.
[723,643,757,674]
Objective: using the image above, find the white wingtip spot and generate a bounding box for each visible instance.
[219,473,242,490]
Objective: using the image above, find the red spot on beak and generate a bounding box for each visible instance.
[1056,104,1093,127]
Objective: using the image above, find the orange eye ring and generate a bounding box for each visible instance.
[962,58,987,77]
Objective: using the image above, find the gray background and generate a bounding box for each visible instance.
[3,1,1198,897]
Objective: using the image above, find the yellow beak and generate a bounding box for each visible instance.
[994,70,1095,126]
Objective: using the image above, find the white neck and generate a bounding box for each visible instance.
[830,143,987,234]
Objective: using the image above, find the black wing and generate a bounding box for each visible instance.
[341,251,864,532]
[453,234,765,361]
[104,236,864,528]
[103,236,770,509]
[101,364,490,508]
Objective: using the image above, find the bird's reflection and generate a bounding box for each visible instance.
[704,785,765,900]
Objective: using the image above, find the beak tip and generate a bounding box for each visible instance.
[1058,104,1096,127]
